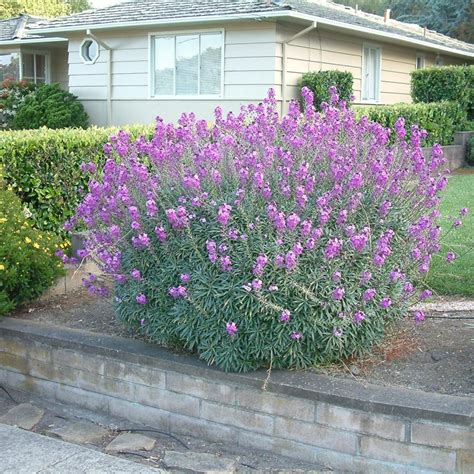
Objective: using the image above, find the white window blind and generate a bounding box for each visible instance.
[362,46,381,102]
[152,32,222,97]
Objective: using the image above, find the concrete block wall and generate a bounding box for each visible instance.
[0,318,472,472]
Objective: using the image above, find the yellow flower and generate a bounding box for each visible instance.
[0,264,5,271]
[33,243,40,249]
[25,237,32,244]
[0,217,6,224]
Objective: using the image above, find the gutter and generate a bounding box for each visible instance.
[282,21,318,114]
[31,10,474,59]
[0,37,67,46]
[85,29,112,126]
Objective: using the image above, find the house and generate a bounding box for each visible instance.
[0,15,68,89]
[2,0,473,126]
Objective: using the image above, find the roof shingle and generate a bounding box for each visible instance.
[25,0,474,55]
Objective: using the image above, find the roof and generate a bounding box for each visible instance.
[0,14,49,41]
[26,0,474,57]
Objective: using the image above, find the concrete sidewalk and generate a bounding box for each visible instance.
[0,423,163,473]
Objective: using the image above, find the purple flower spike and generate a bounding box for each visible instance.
[413,310,425,322]
[290,331,302,340]
[353,311,365,323]
[180,273,190,282]
[226,322,238,336]
[136,293,147,305]
[280,309,291,322]
[131,269,141,280]
[379,297,392,309]
[446,251,456,263]
[332,287,345,301]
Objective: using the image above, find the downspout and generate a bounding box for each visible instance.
[86,29,112,126]
[281,21,317,115]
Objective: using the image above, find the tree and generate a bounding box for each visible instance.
[0,0,91,19]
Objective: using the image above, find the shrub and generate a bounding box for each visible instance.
[70,88,450,372]
[353,101,466,146]
[0,125,154,235]
[0,79,37,129]
[0,177,65,315]
[299,70,353,110]
[411,65,474,120]
[466,136,474,166]
[10,83,89,130]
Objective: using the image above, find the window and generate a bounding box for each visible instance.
[435,54,444,66]
[416,53,425,70]
[362,45,381,102]
[21,52,47,84]
[0,53,20,81]
[151,31,223,97]
[80,39,100,64]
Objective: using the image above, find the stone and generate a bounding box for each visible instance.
[349,365,360,376]
[48,421,107,444]
[430,351,444,362]
[163,451,237,472]
[0,403,44,430]
[105,432,156,453]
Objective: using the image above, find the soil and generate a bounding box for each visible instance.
[11,287,474,398]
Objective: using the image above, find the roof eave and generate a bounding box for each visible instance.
[30,9,474,59]
[0,37,67,46]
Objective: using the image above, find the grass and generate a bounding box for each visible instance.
[424,171,474,297]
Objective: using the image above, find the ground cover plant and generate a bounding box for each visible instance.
[67,88,462,372]
[425,172,474,297]
[0,176,65,315]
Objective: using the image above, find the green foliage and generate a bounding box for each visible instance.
[11,83,89,130]
[411,66,474,120]
[0,79,37,129]
[299,70,353,111]
[0,0,89,18]
[0,178,65,316]
[353,101,467,146]
[0,125,154,235]
[466,136,474,165]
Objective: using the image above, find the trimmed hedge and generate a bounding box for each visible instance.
[299,70,353,110]
[353,101,466,146]
[0,125,154,235]
[411,65,474,119]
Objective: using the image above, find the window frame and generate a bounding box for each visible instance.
[0,51,21,82]
[361,42,381,103]
[80,38,100,65]
[148,28,225,100]
[20,50,51,84]
[416,53,425,70]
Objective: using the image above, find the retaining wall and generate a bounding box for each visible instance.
[0,318,472,473]
[422,131,474,171]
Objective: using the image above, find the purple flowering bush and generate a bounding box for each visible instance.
[69,87,450,372]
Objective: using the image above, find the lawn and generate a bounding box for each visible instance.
[425,171,474,297]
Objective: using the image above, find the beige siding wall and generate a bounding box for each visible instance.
[50,47,68,89]
[67,22,278,125]
[276,23,471,107]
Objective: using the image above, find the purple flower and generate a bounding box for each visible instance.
[413,310,425,322]
[275,254,285,267]
[154,225,167,242]
[332,287,345,301]
[353,311,365,323]
[131,269,141,280]
[217,203,232,226]
[324,238,343,260]
[332,271,341,282]
[180,273,190,282]
[459,207,469,217]
[453,219,462,228]
[419,289,432,300]
[220,255,232,271]
[403,282,414,293]
[446,251,456,263]
[333,328,343,337]
[280,309,291,322]
[379,297,392,309]
[169,286,187,298]
[287,212,301,230]
[360,271,372,284]
[226,322,238,336]
[252,279,263,291]
[136,293,147,305]
[132,233,150,248]
[140,318,146,327]
[286,251,298,270]
[290,331,302,340]
[363,288,376,302]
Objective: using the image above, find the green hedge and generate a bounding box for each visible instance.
[353,101,466,146]
[0,125,154,235]
[299,70,353,110]
[411,65,474,119]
